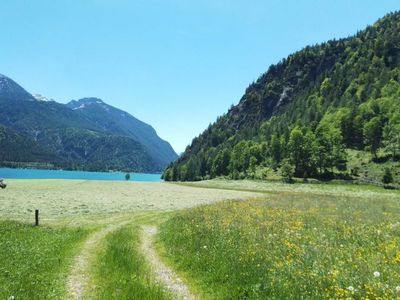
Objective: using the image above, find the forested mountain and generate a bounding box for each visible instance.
[66,98,177,168]
[0,125,60,165]
[0,74,178,172]
[164,12,400,183]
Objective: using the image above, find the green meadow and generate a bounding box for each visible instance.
[0,179,399,299]
[0,221,89,300]
[0,179,256,299]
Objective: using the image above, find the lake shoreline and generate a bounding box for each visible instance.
[0,168,162,182]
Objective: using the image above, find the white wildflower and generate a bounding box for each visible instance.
[373,271,380,278]
[348,286,355,292]
[396,286,400,293]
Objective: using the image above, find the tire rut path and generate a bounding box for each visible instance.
[66,220,131,299]
[141,226,196,300]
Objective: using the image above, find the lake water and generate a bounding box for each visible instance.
[0,168,162,182]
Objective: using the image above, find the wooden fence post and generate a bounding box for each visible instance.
[35,209,39,226]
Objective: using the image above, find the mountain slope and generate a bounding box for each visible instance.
[164,11,400,184]
[0,125,62,166]
[66,98,177,168]
[0,74,177,172]
[0,74,35,101]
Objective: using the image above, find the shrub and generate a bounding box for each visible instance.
[382,168,393,185]
[280,162,294,183]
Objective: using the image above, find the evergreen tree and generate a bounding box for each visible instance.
[363,116,383,158]
[270,134,282,163]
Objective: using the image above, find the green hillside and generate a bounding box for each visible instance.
[164,11,400,186]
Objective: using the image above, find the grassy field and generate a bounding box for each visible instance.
[159,180,400,299]
[181,178,399,200]
[0,179,257,299]
[1,178,399,299]
[0,221,89,300]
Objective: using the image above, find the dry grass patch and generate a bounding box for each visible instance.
[0,180,260,223]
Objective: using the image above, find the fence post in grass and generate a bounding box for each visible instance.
[35,209,39,226]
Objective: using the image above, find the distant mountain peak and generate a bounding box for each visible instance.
[79,97,104,104]
[67,97,108,111]
[0,73,35,101]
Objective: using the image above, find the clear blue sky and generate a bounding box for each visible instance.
[0,1,398,153]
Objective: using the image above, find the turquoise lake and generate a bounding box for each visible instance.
[0,168,162,182]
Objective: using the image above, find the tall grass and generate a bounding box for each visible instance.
[159,194,400,299]
[90,225,171,300]
[0,221,88,299]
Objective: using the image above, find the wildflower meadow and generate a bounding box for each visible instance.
[159,192,400,299]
